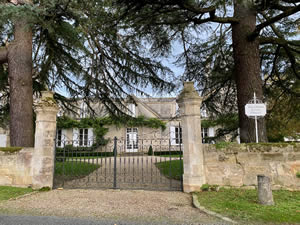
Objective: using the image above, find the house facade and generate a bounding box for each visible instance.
[55,96,216,153]
[0,96,217,149]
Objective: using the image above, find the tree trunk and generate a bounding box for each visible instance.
[8,19,34,147]
[232,0,268,143]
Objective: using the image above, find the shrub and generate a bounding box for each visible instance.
[200,184,219,191]
[201,184,210,191]
[296,171,300,178]
[210,185,219,191]
[64,144,73,152]
[154,151,182,156]
[148,145,153,156]
[39,187,51,192]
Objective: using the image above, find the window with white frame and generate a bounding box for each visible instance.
[73,128,93,147]
[170,126,182,145]
[126,127,138,150]
[79,128,88,146]
[57,108,63,117]
[202,127,215,143]
[201,108,208,118]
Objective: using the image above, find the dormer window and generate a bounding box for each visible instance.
[80,102,88,118]
[201,108,208,118]
[128,103,136,117]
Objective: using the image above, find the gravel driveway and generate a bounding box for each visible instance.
[0,189,228,225]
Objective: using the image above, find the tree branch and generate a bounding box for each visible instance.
[281,0,300,3]
[177,2,216,14]
[270,4,294,11]
[259,37,288,45]
[193,16,239,24]
[249,4,300,40]
[0,47,8,64]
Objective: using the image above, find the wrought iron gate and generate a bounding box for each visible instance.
[54,137,183,191]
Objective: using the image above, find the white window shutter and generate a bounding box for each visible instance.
[170,126,176,145]
[208,127,215,137]
[61,129,67,147]
[73,128,79,147]
[88,128,94,147]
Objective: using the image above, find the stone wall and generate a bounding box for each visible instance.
[204,143,300,190]
[0,148,34,187]
[0,91,58,189]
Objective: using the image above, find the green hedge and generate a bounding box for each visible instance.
[154,151,182,156]
[56,151,114,158]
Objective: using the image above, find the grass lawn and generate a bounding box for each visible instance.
[196,188,300,224]
[155,160,183,180]
[55,161,100,178]
[0,186,33,201]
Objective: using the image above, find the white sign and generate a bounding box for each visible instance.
[245,103,266,117]
[0,134,7,147]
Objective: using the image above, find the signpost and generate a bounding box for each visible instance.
[245,93,267,143]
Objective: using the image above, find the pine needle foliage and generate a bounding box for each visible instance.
[115,0,300,141]
[0,0,175,126]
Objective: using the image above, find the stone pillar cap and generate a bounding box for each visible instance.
[35,91,58,110]
[41,91,54,100]
[177,81,202,103]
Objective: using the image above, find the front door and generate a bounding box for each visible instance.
[126,128,138,152]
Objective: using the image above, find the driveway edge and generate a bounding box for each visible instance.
[192,193,238,224]
[8,191,39,201]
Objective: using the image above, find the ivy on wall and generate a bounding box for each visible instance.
[57,115,166,130]
[57,115,166,146]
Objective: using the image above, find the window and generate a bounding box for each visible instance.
[170,126,182,145]
[175,127,182,144]
[128,103,136,117]
[73,128,93,147]
[79,128,88,147]
[202,128,208,143]
[57,108,63,117]
[57,129,62,147]
[201,109,208,118]
[80,102,88,118]
[126,128,138,152]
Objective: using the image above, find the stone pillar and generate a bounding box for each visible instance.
[257,175,274,205]
[32,91,59,189]
[177,82,205,193]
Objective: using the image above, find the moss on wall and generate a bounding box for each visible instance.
[0,147,22,153]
